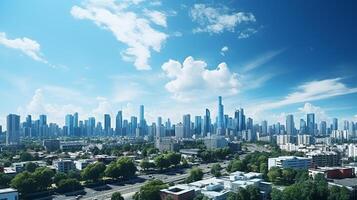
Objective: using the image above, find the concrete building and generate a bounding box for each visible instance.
[74,159,94,170]
[43,139,60,152]
[53,159,75,173]
[0,188,18,200]
[160,185,196,200]
[268,156,312,170]
[297,134,311,145]
[203,135,228,149]
[306,150,341,167]
[155,138,179,152]
[309,167,354,179]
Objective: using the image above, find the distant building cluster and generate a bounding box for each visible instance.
[1,96,356,148]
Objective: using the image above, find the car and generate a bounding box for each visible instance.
[75,195,83,199]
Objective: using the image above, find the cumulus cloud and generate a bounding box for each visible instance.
[190,4,256,34]
[71,0,168,70]
[162,56,240,101]
[220,46,229,56]
[254,78,357,111]
[238,28,257,39]
[298,102,329,122]
[0,32,47,63]
[143,9,167,27]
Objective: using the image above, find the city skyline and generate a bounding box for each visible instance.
[1,0,357,127]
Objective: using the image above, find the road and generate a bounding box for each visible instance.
[52,162,228,200]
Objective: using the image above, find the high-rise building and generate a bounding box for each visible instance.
[332,118,338,131]
[156,117,162,137]
[183,114,191,138]
[88,117,95,136]
[139,105,146,136]
[286,114,295,135]
[115,111,123,136]
[217,96,224,132]
[74,112,79,128]
[203,109,211,137]
[344,120,350,131]
[104,114,111,135]
[300,119,306,134]
[247,117,253,130]
[130,116,137,136]
[238,108,245,131]
[6,114,20,145]
[262,120,268,135]
[24,115,32,137]
[194,116,202,135]
[320,121,327,135]
[307,113,315,136]
[65,114,74,136]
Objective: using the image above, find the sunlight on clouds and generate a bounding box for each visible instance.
[71,0,168,70]
[162,56,240,102]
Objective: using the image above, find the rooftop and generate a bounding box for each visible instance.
[0,188,17,194]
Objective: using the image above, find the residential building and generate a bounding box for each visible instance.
[53,159,75,173]
[268,156,312,170]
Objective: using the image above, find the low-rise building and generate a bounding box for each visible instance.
[53,159,75,173]
[203,135,228,149]
[160,185,196,200]
[0,188,18,200]
[43,139,60,152]
[306,150,341,167]
[309,167,355,179]
[74,159,95,170]
[268,156,312,170]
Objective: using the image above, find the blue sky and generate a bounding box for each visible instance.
[0,0,357,127]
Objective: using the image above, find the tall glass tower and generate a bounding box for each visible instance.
[217,96,224,133]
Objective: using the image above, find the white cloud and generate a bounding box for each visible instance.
[298,102,329,122]
[190,4,256,34]
[144,9,167,27]
[71,0,168,70]
[238,28,257,39]
[162,56,240,101]
[242,49,284,72]
[254,78,357,111]
[0,32,47,63]
[220,46,229,56]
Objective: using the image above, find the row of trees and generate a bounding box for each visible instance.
[271,174,351,200]
[267,167,309,185]
[198,148,231,163]
[140,152,182,171]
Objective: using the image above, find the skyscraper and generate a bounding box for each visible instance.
[183,114,191,138]
[286,114,295,135]
[320,121,327,135]
[156,117,162,137]
[139,105,146,136]
[104,114,111,135]
[217,96,224,131]
[6,114,20,145]
[130,116,137,136]
[332,118,338,131]
[307,113,315,136]
[194,116,202,135]
[238,108,245,131]
[65,114,74,136]
[300,119,306,134]
[262,120,268,135]
[203,109,211,136]
[74,112,79,128]
[24,115,32,137]
[115,111,123,136]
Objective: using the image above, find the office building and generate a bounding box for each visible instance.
[183,114,191,138]
[307,113,315,136]
[0,188,18,200]
[115,111,123,136]
[332,118,338,131]
[306,150,341,167]
[104,114,111,135]
[268,156,312,170]
[286,114,295,135]
[6,114,20,145]
[194,116,202,135]
[217,96,224,133]
[203,109,211,136]
[65,114,74,136]
[53,159,75,173]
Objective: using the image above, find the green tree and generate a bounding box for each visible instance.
[20,152,33,161]
[10,172,37,195]
[186,168,203,183]
[282,168,296,185]
[105,161,121,179]
[166,152,181,167]
[81,162,106,182]
[140,159,155,171]
[24,162,37,172]
[270,188,284,200]
[246,185,261,200]
[267,167,282,184]
[227,159,245,172]
[57,178,83,193]
[210,163,222,177]
[117,157,137,179]
[111,192,124,200]
[67,169,81,180]
[0,173,12,188]
[133,180,168,200]
[54,172,68,185]
[154,155,170,170]
[32,167,55,191]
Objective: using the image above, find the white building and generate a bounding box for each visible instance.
[297,134,311,145]
[53,159,75,173]
[276,135,293,145]
[0,188,18,200]
[74,159,94,170]
[268,156,312,170]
